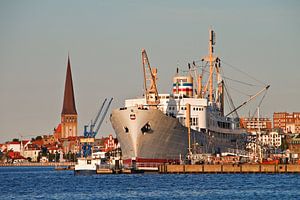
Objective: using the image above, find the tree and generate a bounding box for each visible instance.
[0,150,3,163]
[41,146,48,156]
[35,136,42,140]
[55,151,59,162]
[12,138,19,142]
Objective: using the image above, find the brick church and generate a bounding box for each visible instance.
[54,56,78,140]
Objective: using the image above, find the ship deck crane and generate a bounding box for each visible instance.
[82,98,113,157]
[142,49,160,107]
[225,85,270,117]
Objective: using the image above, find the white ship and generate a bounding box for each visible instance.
[110,29,268,168]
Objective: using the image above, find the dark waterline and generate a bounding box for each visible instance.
[0,167,299,200]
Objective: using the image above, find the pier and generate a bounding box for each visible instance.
[158,164,300,174]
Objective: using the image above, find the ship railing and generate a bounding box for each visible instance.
[226,148,248,157]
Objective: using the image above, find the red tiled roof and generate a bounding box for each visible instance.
[67,136,79,141]
[7,141,20,145]
[22,140,30,146]
[32,140,43,146]
[48,147,59,150]
[55,123,62,134]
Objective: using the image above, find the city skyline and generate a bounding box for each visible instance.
[0,1,299,142]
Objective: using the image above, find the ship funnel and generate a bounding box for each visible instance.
[173,75,193,97]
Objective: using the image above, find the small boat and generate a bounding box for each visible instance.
[74,152,106,175]
[74,157,101,175]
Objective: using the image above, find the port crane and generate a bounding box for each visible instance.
[81,98,113,157]
[142,49,160,107]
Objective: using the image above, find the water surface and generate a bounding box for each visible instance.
[0,167,299,199]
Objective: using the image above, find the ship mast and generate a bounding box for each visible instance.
[208,29,215,103]
[202,29,217,103]
[142,49,160,107]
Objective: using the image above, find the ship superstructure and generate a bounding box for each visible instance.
[110,30,251,168]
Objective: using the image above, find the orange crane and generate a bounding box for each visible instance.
[142,49,160,107]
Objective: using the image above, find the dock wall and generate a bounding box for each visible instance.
[158,164,300,174]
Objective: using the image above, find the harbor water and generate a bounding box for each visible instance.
[0,167,299,200]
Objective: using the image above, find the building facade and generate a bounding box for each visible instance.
[103,134,118,152]
[240,117,272,132]
[273,112,300,133]
[247,130,282,161]
[287,134,300,154]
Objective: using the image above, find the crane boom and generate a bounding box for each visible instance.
[142,49,160,107]
[225,85,270,117]
[95,97,113,134]
[91,98,107,132]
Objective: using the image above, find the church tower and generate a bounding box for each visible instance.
[61,55,77,138]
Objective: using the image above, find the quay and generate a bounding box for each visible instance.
[158,164,300,174]
[0,162,76,167]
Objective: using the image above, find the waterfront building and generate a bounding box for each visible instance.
[42,135,57,145]
[240,117,272,132]
[60,136,79,154]
[22,144,41,162]
[273,112,300,133]
[0,144,5,152]
[6,140,30,153]
[247,130,282,160]
[103,134,118,152]
[287,134,300,154]
[260,131,282,147]
[60,56,78,139]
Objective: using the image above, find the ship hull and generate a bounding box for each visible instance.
[110,107,246,167]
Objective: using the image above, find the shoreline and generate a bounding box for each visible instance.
[0,162,75,167]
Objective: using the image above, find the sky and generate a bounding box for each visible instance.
[0,0,299,142]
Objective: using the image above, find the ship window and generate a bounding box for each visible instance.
[87,160,91,165]
[191,118,198,126]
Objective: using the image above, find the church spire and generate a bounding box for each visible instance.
[61,55,77,115]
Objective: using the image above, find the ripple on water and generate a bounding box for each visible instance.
[0,167,299,200]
